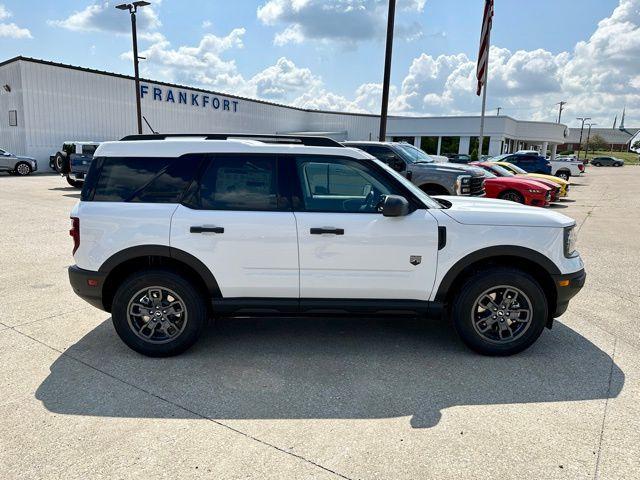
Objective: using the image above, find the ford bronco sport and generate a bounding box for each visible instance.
[69,134,585,357]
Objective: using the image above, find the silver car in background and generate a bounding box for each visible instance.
[0,148,38,176]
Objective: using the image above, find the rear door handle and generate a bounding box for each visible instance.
[310,227,344,235]
[190,226,224,234]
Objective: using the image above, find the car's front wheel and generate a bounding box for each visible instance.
[111,269,207,357]
[451,267,548,356]
[65,175,84,188]
[498,190,524,204]
[14,162,32,176]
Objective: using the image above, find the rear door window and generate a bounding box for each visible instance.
[191,154,282,211]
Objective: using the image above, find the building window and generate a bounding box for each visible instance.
[440,137,460,155]
[391,136,415,145]
[420,137,439,155]
[469,137,490,156]
[9,110,17,127]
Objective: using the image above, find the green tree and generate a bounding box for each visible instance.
[470,148,478,161]
[585,134,608,153]
[632,139,640,151]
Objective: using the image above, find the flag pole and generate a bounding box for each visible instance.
[478,28,491,157]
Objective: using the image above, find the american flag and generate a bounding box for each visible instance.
[476,0,494,96]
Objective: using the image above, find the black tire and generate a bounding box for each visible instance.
[498,190,524,204]
[14,162,32,176]
[66,175,84,188]
[111,269,207,357]
[556,170,570,181]
[54,152,69,174]
[451,267,548,356]
[593,162,601,167]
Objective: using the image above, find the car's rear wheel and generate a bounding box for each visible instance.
[593,162,601,167]
[498,190,524,204]
[14,162,32,176]
[111,269,207,357]
[556,170,570,181]
[451,268,548,355]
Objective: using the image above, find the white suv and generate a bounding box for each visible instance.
[68,134,585,357]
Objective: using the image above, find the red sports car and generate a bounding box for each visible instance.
[470,162,553,207]
[472,161,561,202]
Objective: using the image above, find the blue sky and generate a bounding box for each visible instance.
[0,0,637,126]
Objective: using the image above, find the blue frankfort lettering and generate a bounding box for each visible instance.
[140,84,238,113]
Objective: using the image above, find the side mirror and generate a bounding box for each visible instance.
[390,157,405,172]
[382,195,409,217]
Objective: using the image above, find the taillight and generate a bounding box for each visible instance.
[578,164,585,171]
[70,217,80,254]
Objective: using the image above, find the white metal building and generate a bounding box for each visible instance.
[0,56,569,169]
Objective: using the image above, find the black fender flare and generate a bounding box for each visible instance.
[434,245,560,302]
[99,245,222,297]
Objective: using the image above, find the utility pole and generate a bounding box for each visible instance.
[116,1,151,135]
[378,0,396,142]
[556,101,567,124]
[576,117,591,160]
[496,106,502,116]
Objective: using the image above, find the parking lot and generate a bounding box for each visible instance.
[1,167,638,479]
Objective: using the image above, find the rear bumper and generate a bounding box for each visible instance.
[552,268,586,317]
[68,266,107,311]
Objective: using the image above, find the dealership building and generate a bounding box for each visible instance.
[0,56,570,169]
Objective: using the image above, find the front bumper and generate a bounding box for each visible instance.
[552,268,586,317]
[68,266,107,311]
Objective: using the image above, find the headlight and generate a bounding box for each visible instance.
[564,225,578,257]
[455,175,472,195]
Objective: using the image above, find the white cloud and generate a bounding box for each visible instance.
[114,0,639,127]
[202,20,212,29]
[257,0,426,46]
[0,3,32,39]
[49,1,161,37]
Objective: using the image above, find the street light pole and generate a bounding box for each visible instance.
[576,117,590,160]
[378,0,396,142]
[116,2,151,135]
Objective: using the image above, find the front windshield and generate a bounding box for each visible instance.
[395,143,433,164]
[373,158,442,209]
[489,164,514,177]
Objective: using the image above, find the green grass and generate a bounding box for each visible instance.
[583,151,639,165]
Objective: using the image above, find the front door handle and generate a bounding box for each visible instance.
[190,226,224,234]
[310,227,344,235]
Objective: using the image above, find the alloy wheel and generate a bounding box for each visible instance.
[471,285,533,344]
[16,163,30,175]
[127,286,188,344]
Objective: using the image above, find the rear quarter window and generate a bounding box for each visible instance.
[85,156,201,203]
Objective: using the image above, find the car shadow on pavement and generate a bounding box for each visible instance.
[36,317,623,429]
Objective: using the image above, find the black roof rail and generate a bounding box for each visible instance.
[118,133,344,147]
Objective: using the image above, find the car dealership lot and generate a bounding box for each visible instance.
[1,168,639,479]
